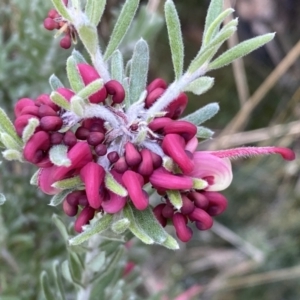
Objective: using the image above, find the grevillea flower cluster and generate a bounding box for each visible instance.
[0,0,296,247]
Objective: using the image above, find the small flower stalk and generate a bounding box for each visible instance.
[0,0,296,252]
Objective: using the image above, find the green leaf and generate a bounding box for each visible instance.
[0,193,6,205]
[52,176,82,190]
[129,39,149,104]
[166,190,182,210]
[196,126,214,139]
[203,8,234,46]
[22,118,40,143]
[130,203,167,244]
[123,204,154,244]
[161,234,179,250]
[40,271,56,300]
[78,24,99,57]
[104,0,140,60]
[203,0,223,41]
[30,169,40,185]
[111,218,130,234]
[110,50,124,83]
[184,76,214,95]
[208,25,237,49]
[49,145,71,167]
[69,214,113,245]
[67,56,85,92]
[0,132,22,151]
[51,0,72,21]
[0,108,22,145]
[85,0,106,26]
[209,33,276,70]
[52,261,66,300]
[61,260,73,284]
[2,149,22,161]
[68,251,83,282]
[49,189,75,207]
[72,49,87,64]
[105,172,128,197]
[188,43,220,74]
[77,78,104,99]
[49,74,64,90]
[182,103,219,125]
[123,78,130,109]
[52,214,69,241]
[50,91,71,110]
[87,251,106,272]
[165,0,184,79]
[70,96,85,117]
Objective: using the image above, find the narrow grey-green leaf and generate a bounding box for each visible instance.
[72,49,87,64]
[184,76,214,95]
[78,24,99,56]
[40,271,56,300]
[104,0,140,60]
[50,91,71,110]
[22,118,40,143]
[208,25,237,49]
[209,33,275,70]
[105,172,128,197]
[51,0,72,21]
[52,214,69,241]
[204,8,234,46]
[77,78,103,99]
[130,203,167,244]
[110,50,124,82]
[196,126,214,139]
[203,0,223,40]
[0,193,6,205]
[87,252,106,272]
[52,261,66,300]
[85,0,106,26]
[67,56,85,92]
[52,176,82,190]
[70,96,85,117]
[182,103,219,125]
[30,169,40,185]
[49,145,71,167]
[166,190,182,210]
[165,0,184,79]
[0,108,22,145]
[68,251,83,282]
[111,218,130,234]
[69,214,113,245]
[161,234,179,250]
[0,133,22,151]
[49,74,64,90]
[188,43,221,74]
[129,39,149,104]
[123,204,154,244]
[2,149,22,161]
[49,189,74,207]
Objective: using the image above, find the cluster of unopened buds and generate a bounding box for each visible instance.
[13,60,295,243]
[43,0,76,49]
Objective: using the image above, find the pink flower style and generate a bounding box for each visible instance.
[13,62,295,241]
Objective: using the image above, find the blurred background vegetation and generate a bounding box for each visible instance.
[1,0,300,299]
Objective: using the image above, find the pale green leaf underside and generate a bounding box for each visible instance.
[85,0,106,26]
[184,76,214,95]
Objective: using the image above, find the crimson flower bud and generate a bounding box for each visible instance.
[202,191,228,216]
[44,18,57,30]
[138,149,154,176]
[74,206,95,233]
[60,34,72,49]
[113,156,128,173]
[146,78,167,93]
[56,88,74,102]
[14,114,38,136]
[125,142,142,167]
[14,98,35,117]
[40,116,63,131]
[63,130,77,147]
[105,80,125,104]
[20,106,39,117]
[75,127,90,140]
[188,208,213,230]
[80,162,105,209]
[163,120,197,142]
[95,144,107,156]
[35,94,59,111]
[148,117,173,132]
[63,199,78,217]
[172,213,193,242]
[165,92,188,119]
[107,151,119,163]
[51,132,64,145]
[38,105,57,117]
[162,204,174,218]
[145,87,165,108]
[162,134,194,174]
[77,63,107,103]
[87,132,104,146]
[188,192,209,209]
[153,204,167,227]
[180,195,195,215]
